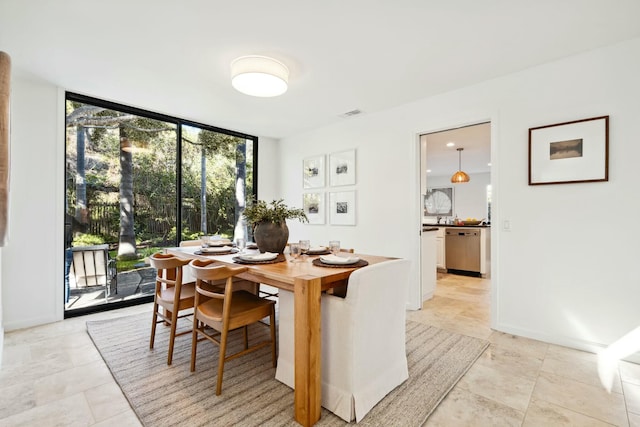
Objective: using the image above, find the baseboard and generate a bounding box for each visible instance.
[494,322,640,364]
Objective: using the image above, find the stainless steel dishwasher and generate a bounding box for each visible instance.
[445,228,481,274]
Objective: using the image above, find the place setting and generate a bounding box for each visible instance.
[195,235,237,255]
[232,251,286,264]
[308,240,369,268]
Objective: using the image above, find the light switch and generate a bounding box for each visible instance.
[503,220,511,231]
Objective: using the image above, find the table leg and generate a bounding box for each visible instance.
[294,275,322,426]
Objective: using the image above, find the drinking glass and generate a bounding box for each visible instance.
[289,243,301,262]
[236,237,246,253]
[200,235,210,248]
[299,240,310,255]
[329,240,340,255]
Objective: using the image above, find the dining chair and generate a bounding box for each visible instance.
[179,239,260,295]
[149,252,196,365]
[189,258,277,395]
[275,258,411,422]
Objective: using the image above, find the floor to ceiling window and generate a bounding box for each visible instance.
[64,93,257,317]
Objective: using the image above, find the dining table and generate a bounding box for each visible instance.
[166,245,393,426]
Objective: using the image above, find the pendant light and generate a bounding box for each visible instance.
[451,148,470,183]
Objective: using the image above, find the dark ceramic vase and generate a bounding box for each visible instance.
[253,221,289,253]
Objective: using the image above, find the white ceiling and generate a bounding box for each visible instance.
[423,122,491,177]
[2,1,640,140]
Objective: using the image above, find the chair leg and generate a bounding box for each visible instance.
[190,319,199,372]
[167,307,178,365]
[216,327,229,395]
[150,301,159,349]
[270,307,277,367]
[243,326,249,350]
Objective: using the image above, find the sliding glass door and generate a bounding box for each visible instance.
[64,93,257,317]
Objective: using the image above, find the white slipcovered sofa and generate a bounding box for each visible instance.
[275,258,411,422]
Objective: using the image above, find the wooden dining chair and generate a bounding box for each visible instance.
[149,252,196,365]
[189,258,277,395]
[179,239,260,295]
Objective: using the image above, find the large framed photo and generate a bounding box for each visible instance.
[329,149,356,186]
[303,155,325,189]
[424,187,453,216]
[329,191,356,225]
[303,192,325,225]
[529,116,609,185]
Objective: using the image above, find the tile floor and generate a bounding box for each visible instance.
[1,273,639,426]
[408,273,640,427]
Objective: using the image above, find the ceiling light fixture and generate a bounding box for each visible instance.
[451,148,470,183]
[230,55,289,97]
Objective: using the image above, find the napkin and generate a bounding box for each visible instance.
[308,246,327,252]
[200,246,231,253]
[208,239,232,247]
[239,252,278,261]
[319,254,360,265]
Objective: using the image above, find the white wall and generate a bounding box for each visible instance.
[3,36,640,361]
[278,36,640,356]
[2,75,62,330]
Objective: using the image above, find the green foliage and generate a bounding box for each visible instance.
[243,199,308,226]
[66,99,255,250]
[72,234,104,246]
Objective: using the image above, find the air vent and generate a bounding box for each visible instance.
[340,109,363,118]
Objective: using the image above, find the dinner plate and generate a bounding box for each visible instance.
[307,246,329,255]
[238,252,278,262]
[319,254,360,265]
[200,246,233,253]
[208,240,232,247]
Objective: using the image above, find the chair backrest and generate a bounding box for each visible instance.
[179,239,201,247]
[69,244,110,288]
[340,248,355,253]
[149,253,191,292]
[344,259,411,359]
[189,259,248,310]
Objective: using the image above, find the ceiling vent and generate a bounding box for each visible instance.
[340,109,363,118]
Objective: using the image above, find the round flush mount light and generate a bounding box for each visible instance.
[230,55,289,97]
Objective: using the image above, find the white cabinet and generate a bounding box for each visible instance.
[436,227,446,271]
[421,229,437,302]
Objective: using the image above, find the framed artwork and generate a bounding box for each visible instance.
[329,149,356,186]
[329,191,356,225]
[424,187,453,216]
[303,155,325,189]
[529,116,609,185]
[302,192,325,225]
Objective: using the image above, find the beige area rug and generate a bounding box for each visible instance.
[87,313,488,426]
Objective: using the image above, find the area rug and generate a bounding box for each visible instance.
[87,313,488,426]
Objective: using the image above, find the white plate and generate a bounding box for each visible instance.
[208,240,232,247]
[200,246,232,253]
[239,252,278,262]
[319,254,360,265]
[307,246,328,254]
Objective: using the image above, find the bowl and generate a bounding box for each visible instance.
[461,220,482,226]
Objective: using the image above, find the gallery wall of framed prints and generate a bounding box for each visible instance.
[302,149,357,225]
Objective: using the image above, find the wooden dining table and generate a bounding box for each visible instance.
[166,245,393,426]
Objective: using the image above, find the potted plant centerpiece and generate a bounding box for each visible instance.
[243,199,308,254]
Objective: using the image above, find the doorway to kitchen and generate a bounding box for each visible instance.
[418,121,492,310]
